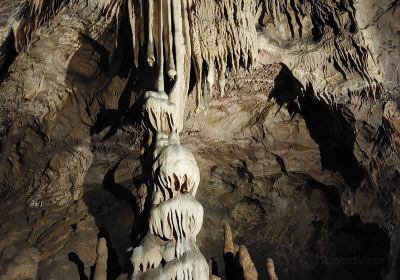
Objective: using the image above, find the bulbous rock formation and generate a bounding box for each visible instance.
[132,85,208,278]
[131,111,208,279]
[152,144,200,200]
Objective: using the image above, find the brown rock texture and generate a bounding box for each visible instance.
[0,1,398,280]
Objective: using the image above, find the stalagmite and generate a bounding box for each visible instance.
[266,258,278,280]
[93,238,108,280]
[224,222,235,255]
[223,224,260,279]
[153,132,180,159]
[208,259,221,280]
[238,245,258,280]
[131,234,171,276]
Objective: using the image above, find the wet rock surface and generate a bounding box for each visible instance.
[0,1,399,280]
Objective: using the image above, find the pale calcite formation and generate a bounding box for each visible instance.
[189,0,259,110]
[94,238,108,280]
[149,194,203,256]
[223,222,235,255]
[144,91,178,133]
[128,1,209,278]
[131,234,175,275]
[238,245,258,280]
[135,242,208,280]
[153,132,180,159]
[3,2,258,278]
[208,258,221,280]
[100,0,258,120]
[152,144,200,200]
[131,110,208,279]
[266,258,278,280]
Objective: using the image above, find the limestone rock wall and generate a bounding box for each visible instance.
[0,1,398,280]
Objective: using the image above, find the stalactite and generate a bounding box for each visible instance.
[95,0,259,116]
[261,0,382,103]
[188,0,259,112]
[155,0,164,92]
[147,0,155,67]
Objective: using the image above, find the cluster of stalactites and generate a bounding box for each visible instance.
[127,0,191,132]
[189,0,259,111]
[263,0,356,32]
[9,0,77,51]
[125,0,258,117]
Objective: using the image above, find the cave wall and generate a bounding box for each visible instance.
[0,0,399,279]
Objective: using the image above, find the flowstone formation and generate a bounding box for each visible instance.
[131,68,209,279]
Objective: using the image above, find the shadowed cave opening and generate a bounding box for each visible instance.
[220,176,391,280]
[0,32,17,85]
[306,179,390,280]
[270,64,364,189]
